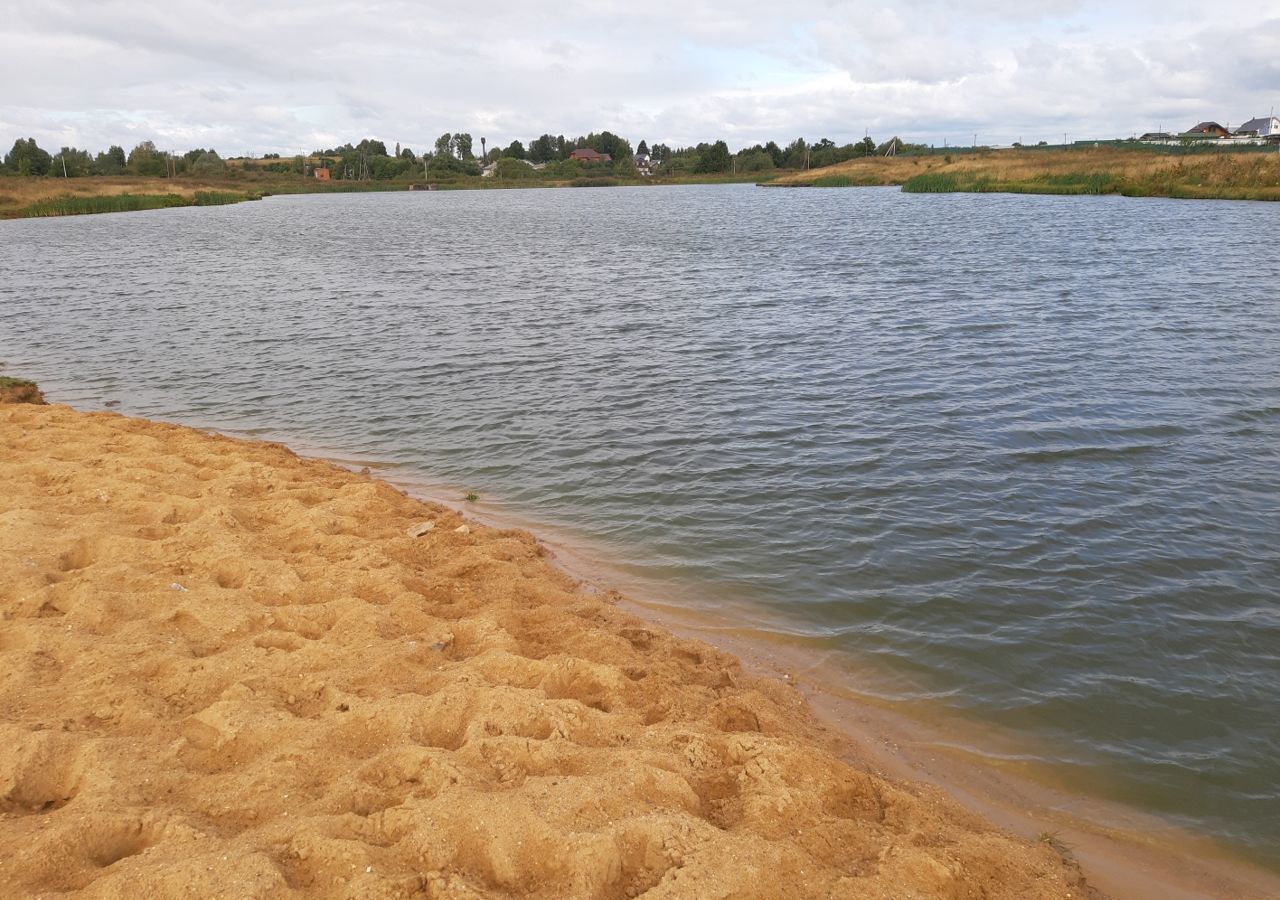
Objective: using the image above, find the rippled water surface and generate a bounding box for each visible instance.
[3,185,1278,864]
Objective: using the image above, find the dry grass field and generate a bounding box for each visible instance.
[771,146,1280,200]
[0,177,218,215]
[0,172,395,218]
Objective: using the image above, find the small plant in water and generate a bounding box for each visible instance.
[465,491,478,502]
[1036,830,1073,858]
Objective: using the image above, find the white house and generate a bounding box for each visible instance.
[1235,116,1280,137]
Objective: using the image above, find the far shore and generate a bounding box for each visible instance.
[3,145,1277,221]
[3,381,1280,898]
[0,170,767,220]
[766,144,1280,201]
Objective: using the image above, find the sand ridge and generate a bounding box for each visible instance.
[0,403,1089,899]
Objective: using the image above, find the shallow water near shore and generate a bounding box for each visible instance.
[2,184,1278,869]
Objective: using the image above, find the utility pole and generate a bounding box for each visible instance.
[61,153,68,178]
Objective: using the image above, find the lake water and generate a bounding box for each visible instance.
[2,184,1278,868]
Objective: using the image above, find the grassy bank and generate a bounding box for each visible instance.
[1,168,784,219]
[0,376,45,404]
[770,145,1280,201]
[0,176,278,219]
[18,190,260,217]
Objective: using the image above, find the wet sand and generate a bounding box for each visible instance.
[0,400,1093,898]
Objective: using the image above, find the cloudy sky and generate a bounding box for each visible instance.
[3,1,1277,155]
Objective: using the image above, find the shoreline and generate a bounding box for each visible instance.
[4,143,1279,221]
[76,394,1280,898]
[345,458,1280,900]
[0,398,1090,899]
[764,145,1280,201]
[2,396,1277,897]
[0,173,770,220]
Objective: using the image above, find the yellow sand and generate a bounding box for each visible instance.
[0,402,1088,899]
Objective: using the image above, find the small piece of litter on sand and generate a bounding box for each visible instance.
[170,582,188,592]
[454,524,470,534]
[407,521,436,538]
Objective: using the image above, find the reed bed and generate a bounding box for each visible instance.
[21,194,191,217]
[16,190,260,218]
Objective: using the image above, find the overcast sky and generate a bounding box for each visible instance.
[3,1,1277,155]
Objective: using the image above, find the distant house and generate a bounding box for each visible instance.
[568,148,612,163]
[1138,132,1173,142]
[1183,122,1231,138]
[633,152,652,175]
[314,167,331,181]
[1235,116,1280,137]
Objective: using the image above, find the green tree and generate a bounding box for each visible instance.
[453,133,473,160]
[695,140,732,173]
[495,157,534,179]
[356,138,388,156]
[52,146,94,176]
[735,149,775,172]
[127,141,167,176]
[504,140,525,160]
[637,139,649,157]
[650,143,672,164]
[95,145,127,174]
[434,133,453,158]
[579,130,632,161]
[856,136,876,156]
[190,150,225,174]
[368,154,411,179]
[781,137,809,169]
[876,136,904,155]
[400,146,415,160]
[526,134,553,163]
[4,137,52,175]
[613,155,637,177]
[810,138,839,168]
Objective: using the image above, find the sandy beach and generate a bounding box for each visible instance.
[0,396,1101,898]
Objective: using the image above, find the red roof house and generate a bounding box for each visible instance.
[568,148,612,163]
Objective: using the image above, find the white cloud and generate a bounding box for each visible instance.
[1,1,1276,154]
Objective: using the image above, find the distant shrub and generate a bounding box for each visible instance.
[569,177,618,188]
[494,158,537,179]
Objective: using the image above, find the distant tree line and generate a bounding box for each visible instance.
[2,138,227,177]
[3,130,932,182]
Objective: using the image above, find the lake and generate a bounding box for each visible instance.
[2,183,1277,868]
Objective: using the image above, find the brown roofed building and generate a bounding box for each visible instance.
[1183,122,1230,138]
[568,148,612,163]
